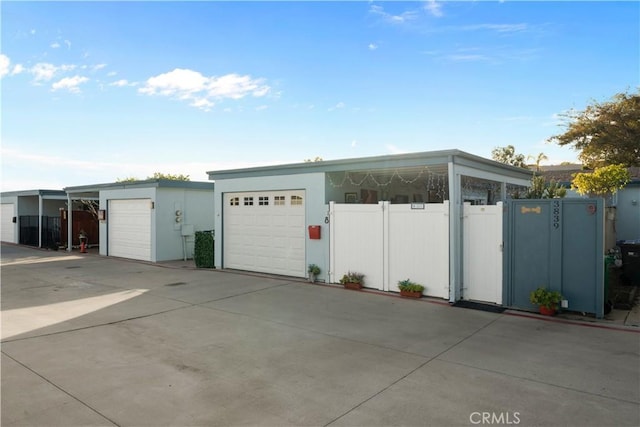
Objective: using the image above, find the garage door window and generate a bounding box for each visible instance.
[244,197,254,206]
[274,196,285,206]
[291,195,303,206]
[259,196,269,206]
[229,197,239,206]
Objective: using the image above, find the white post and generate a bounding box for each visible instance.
[67,194,73,252]
[38,194,43,248]
[448,161,461,303]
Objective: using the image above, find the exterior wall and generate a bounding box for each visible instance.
[616,185,640,241]
[18,196,38,215]
[155,188,215,262]
[213,173,327,280]
[43,199,66,216]
[100,188,157,260]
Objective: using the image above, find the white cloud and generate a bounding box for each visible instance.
[51,42,61,49]
[461,23,528,33]
[190,98,214,110]
[51,75,89,93]
[0,54,10,78]
[107,71,117,77]
[424,0,443,18]
[255,105,268,111]
[1,55,26,78]
[109,79,136,87]
[368,43,378,51]
[328,102,346,111]
[139,68,271,110]
[92,63,107,71]
[386,144,407,154]
[64,40,72,49]
[31,63,59,81]
[351,140,358,148]
[447,54,489,62]
[207,73,270,99]
[369,4,418,24]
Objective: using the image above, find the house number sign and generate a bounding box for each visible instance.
[552,200,560,229]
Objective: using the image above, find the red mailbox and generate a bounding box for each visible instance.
[308,225,321,240]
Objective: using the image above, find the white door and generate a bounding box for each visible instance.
[1,203,16,243]
[223,191,305,277]
[463,202,503,304]
[108,199,152,261]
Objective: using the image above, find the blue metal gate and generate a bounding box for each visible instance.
[503,199,604,318]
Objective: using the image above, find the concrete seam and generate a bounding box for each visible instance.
[323,316,504,426]
[437,358,640,406]
[1,350,121,427]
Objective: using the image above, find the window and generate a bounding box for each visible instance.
[291,195,303,206]
[259,196,269,206]
[244,197,254,206]
[229,197,239,206]
[274,196,285,206]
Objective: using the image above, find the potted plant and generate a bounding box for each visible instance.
[529,286,562,316]
[339,271,364,290]
[397,279,425,298]
[308,264,321,283]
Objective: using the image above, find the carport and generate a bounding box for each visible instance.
[0,189,67,248]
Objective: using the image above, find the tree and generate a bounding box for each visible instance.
[304,157,323,162]
[527,152,548,172]
[526,175,566,199]
[491,145,527,168]
[548,90,640,168]
[116,172,190,182]
[149,172,190,181]
[571,164,630,197]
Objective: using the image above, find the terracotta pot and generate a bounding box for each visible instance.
[400,290,422,298]
[343,282,363,290]
[539,305,557,316]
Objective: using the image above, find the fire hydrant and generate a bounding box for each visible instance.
[79,230,87,253]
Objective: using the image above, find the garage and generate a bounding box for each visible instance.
[223,190,306,277]
[108,199,152,261]
[1,203,16,243]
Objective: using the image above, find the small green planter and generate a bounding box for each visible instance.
[194,231,215,268]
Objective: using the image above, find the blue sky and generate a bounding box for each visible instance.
[1,1,638,191]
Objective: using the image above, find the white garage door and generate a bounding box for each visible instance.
[224,190,306,277]
[108,199,152,261]
[1,203,16,243]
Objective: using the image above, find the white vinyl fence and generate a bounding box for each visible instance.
[329,201,450,299]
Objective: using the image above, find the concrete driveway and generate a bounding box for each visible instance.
[2,244,639,426]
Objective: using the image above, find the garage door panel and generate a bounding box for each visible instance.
[108,199,151,261]
[224,190,305,277]
[1,203,16,243]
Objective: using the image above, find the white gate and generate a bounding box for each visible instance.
[330,201,449,298]
[329,203,385,290]
[462,202,503,304]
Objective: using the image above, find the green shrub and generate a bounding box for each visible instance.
[194,231,214,268]
[397,278,425,293]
